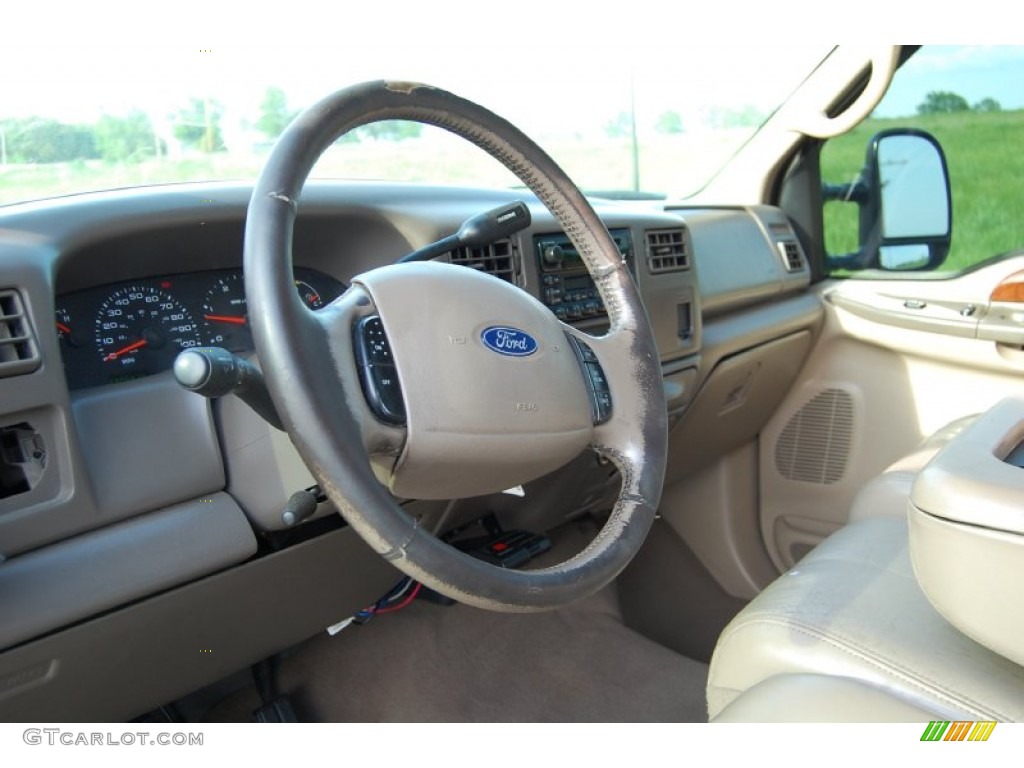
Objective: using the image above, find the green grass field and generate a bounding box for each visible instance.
[821,109,1024,272]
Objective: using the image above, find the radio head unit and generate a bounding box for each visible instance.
[534,229,633,322]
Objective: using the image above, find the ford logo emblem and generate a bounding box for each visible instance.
[481,326,538,357]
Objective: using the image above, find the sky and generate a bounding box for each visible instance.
[6,41,1020,145]
[3,2,1020,138]
[874,45,1024,117]
[0,42,833,139]
[2,4,1021,201]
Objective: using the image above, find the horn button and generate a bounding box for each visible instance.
[353,261,595,499]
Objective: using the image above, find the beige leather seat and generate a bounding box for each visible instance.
[707,516,1024,722]
[708,402,1024,721]
[713,675,940,722]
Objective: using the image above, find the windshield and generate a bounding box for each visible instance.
[0,42,831,206]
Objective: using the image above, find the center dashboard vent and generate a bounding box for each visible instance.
[0,290,41,378]
[645,229,689,273]
[449,239,520,285]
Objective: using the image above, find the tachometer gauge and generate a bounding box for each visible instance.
[202,272,251,351]
[203,271,333,351]
[94,286,202,376]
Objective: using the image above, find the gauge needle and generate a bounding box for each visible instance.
[204,314,247,325]
[56,322,72,335]
[103,339,148,361]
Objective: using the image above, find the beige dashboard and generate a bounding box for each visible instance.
[0,180,818,719]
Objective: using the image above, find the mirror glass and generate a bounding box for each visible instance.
[877,135,950,239]
[879,244,930,270]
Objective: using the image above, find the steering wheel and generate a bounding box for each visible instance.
[244,81,667,612]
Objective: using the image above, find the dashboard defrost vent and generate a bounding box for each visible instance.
[775,388,854,485]
[449,239,519,285]
[777,240,804,272]
[0,290,41,378]
[645,229,688,273]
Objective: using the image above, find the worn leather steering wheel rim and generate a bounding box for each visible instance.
[245,80,667,612]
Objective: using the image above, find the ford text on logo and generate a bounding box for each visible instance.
[481,326,538,357]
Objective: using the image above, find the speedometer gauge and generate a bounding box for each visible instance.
[94,286,202,377]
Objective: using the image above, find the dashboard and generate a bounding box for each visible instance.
[55,267,345,389]
[0,179,820,721]
[0,180,820,548]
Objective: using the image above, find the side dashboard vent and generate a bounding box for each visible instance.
[0,290,41,378]
[777,239,805,272]
[775,388,854,485]
[449,239,519,285]
[645,229,688,274]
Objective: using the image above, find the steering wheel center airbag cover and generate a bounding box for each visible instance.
[355,261,592,499]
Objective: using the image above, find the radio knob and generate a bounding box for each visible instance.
[543,244,565,266]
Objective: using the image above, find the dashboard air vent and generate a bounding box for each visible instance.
[777,240,805,272]
[449,239,519,285]
[645,229,688,273]
[0,290,41,378]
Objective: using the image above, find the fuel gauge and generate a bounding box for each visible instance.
[294,279,325,310]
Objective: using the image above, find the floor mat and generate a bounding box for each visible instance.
[208,522,710,722]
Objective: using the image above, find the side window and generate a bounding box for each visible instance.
[821,45,1024,275]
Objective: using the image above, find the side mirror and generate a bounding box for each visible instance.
[824,129,952,271]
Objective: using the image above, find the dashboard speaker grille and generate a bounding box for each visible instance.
[449,239,519,285]
[775,388,854,484]
[645,229,688,273]
[0,290,41,378]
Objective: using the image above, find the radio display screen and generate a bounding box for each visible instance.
[563,275,593,293]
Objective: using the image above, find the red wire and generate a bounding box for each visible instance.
[375,582,422,614]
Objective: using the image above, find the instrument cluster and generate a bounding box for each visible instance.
[55,267,345,389]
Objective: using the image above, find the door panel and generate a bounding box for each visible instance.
[760,256,1024,570]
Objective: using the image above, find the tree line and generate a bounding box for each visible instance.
[917,91,1002,115]
[1,87,422,166]
[1,106,201,165]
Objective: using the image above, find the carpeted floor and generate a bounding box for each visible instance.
[207,521,710,722]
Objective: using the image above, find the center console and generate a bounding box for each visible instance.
[909,396,1024,668]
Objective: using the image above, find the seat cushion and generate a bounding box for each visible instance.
[707,516,1024,721]
[711,674,941,722]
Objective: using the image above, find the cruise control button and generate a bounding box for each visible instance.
[373,364,405,420]
[586,361,608,390]
[576,343,598,363]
